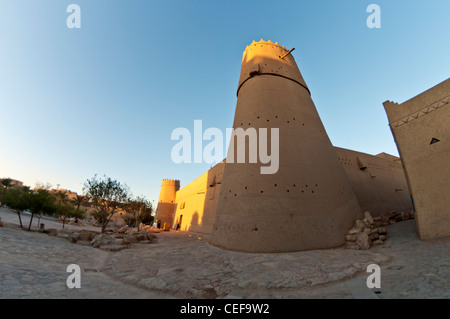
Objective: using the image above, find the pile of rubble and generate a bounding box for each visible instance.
[372,210,415,227]
[41,226,158,252]
[345,210,414,250]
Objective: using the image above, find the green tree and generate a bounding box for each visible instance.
[72,194,87,211]
[54,191,68,205]
[125,196,153,230]
[1,178,13,192]
[54,202,85,228]
[26,189,55,231]
[0,187,30,228]
[83,175,129,233]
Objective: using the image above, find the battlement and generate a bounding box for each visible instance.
[383,100,403,124]
[161,179,180,186]
[237,39,309,97]
[244,39,287,52]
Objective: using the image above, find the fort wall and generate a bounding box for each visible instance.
[383,79,450,239]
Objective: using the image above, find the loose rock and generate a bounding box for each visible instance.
[68,233,80,243]
[80,231,95,241]
[345,211,399,250]
[356,232,371,250]
[364,211,374,225]
[91,234,114,248]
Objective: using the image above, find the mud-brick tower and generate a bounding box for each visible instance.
[209,40,362,253]
[154,179,180,228]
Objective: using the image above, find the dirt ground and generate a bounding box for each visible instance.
[1,208,449,299]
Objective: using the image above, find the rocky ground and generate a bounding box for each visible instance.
[0,208,449,299]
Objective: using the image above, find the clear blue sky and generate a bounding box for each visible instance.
[1,0,449,204]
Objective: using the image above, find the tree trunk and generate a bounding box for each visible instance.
[16,210,23,228]
[28,213,34,231]
[102,213,115,233]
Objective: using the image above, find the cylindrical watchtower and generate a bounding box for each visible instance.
[210,40,362,252]
[154,179,180,228]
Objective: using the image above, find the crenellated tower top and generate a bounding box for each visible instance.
[161,179,180,187]
[237,39,310,97]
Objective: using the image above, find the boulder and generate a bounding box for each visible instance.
[57,228,73,239]
[44,229,58,236]
[345,213,390,250]
[348,228,360,235]
[79,231,95,241]
[136,234,147,241]
[125,229,137,235]
[364,211,374,225]
[68,232,81,243]
[356,232,371,250]
[114,238,124,245]
[362,218,373,228]
[124,235,138,243]
[117,226,130,234]
[355,219,365,231]
[91,234,114,248]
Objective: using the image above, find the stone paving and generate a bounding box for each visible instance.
[0,208,449,299]
[105,232,390,298]
[0,224,172,298]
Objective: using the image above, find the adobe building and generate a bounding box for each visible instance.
[335,147,411,216]
[155,179,180,228]
[0,178,24,188]
[155,40,413,253]
[10,179,24,187]
[171,162,225,234]
[383,79,450,240]
[160,147,411,237]
[210,40,361,253]
[49,188,78,201]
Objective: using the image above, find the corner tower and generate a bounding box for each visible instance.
[154,179,180,228]
[209,40,362,253]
